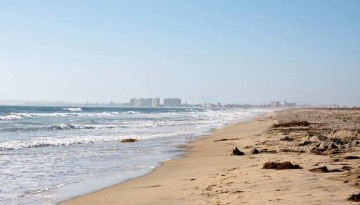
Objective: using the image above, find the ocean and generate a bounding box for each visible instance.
[0,106,271,204]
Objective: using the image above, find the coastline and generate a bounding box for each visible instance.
[58,112,269,204]
[60,109,360,204]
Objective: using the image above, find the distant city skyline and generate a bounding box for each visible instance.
[4,98,345,109]
[0,98,353,108]
[0,1,359,106]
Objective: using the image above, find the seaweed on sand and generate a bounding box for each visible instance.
[280,136,294,141]
[263,161,302,170]
[273,121,310,128]
[120,138,138,143]
[344,156,360,160]
[214,138,240,142]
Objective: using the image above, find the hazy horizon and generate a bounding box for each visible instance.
[0,98,350,107]
[1,0,359,106]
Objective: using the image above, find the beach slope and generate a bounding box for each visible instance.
[61,109,360,205]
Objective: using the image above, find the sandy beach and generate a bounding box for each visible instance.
[60,109,360,205]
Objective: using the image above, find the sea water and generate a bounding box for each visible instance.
[0,106,271,204]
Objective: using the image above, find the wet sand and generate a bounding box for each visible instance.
[60,109,360,205]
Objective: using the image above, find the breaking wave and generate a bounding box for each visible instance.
[62,108,83,112]
[0,111,140,121]
[48,124,118,130]
[124,111,139,114]
[0,120,205,133]
[0,131,194,151]
[0,114,24,121]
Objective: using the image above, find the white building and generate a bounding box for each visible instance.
[271,101,281,107]
[130,98,160,107]
[164,98,181,107]
[152,98,160,107]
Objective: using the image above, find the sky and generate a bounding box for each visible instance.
[0,0,359,106]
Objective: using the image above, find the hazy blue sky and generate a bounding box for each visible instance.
[0,0,359,105]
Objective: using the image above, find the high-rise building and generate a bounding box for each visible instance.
[163,98,181,107]
[130,98,136,107]
[141,98,152,107]
[284,101,296,107]
[135,99,142,107]
[271,101,281,107]
[152,98,160,107]
[129,98,160,107]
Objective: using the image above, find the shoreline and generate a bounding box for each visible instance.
[58,113,269,204]
[60,109,360,204]
[58,112,268,203]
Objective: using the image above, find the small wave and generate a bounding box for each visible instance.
[56,184,64,188]
[49,121,165,130]
[0,137,99,150]
[185,108,199,112]
[0,121,163,132]
[63,108,82,112]
[0,114,24,120]
[49,124,77,130]
[24,188,49,195]
[0,112,128,121]
[49,124,119,130]
[0,131,195,151]
[0,113,77,120]
[124,111,139,114]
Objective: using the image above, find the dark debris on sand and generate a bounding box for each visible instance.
[280,148,305,153]
[249,148,259,154]
[120,138,138,143]
[280,136,294,141]
[214,138,240,142]
[263,161,302,170]
[260,149,277,154]
[348,193,360,202]
[341,165,353,171]
[271,111,360,156]
[273,121,310,128]
[309,166,342,173]
[232,147,245,156]
[344,156,360,160]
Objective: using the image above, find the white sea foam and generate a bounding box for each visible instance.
[63,108,83,112]
[49,124,120,130]
[0,131,195,151]
[1,121,185,132]
[0,108,261,122]
[0,111,140,121]
[0,114,24,120]
[124,111,139,114]
[0,107,274,205]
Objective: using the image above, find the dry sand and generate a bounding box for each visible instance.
[60,109,360,205]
